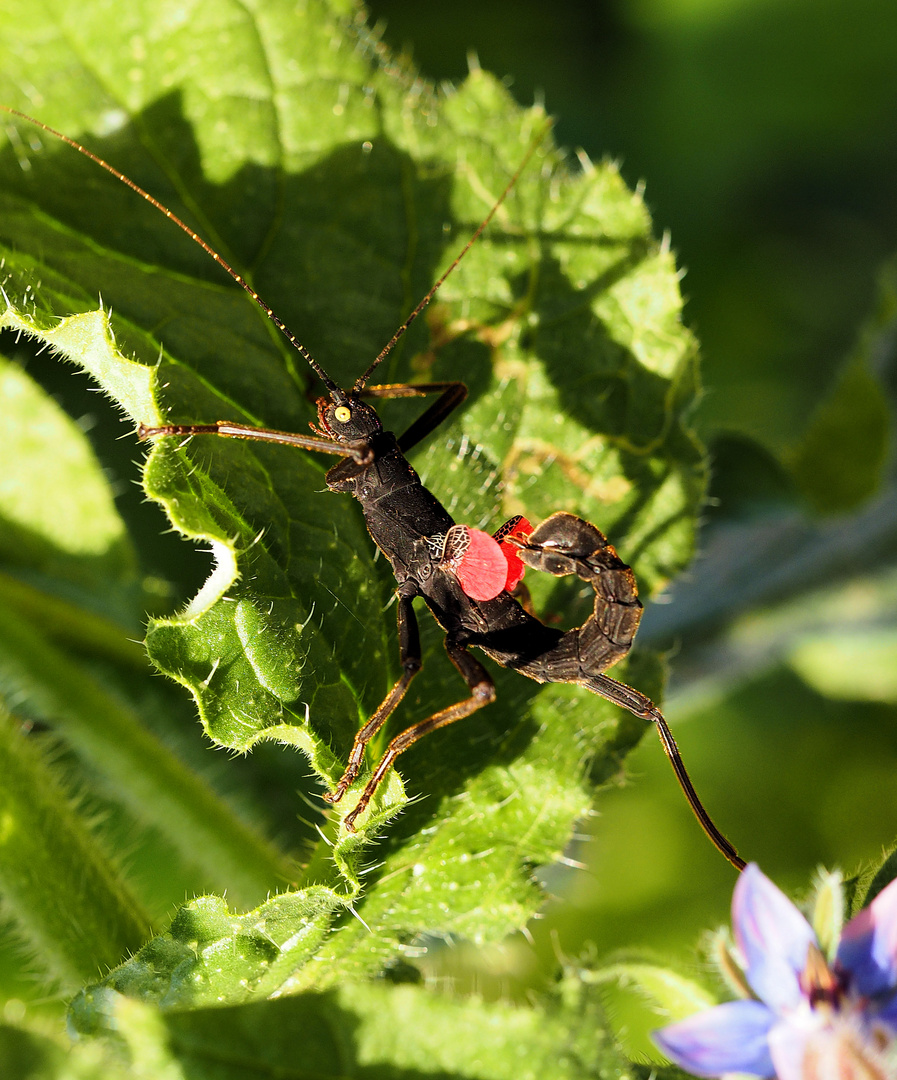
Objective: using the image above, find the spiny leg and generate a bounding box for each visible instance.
[510,512,745,872]
[325,593,422,806]
[137,420,369,461]
[341,639,496,832]
[583,673,745,871]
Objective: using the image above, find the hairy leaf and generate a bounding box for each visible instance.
[0,705,151,986]
[0,0,703,1014]
[69,976,634,1080]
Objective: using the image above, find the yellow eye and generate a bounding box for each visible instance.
[334,406,352,423]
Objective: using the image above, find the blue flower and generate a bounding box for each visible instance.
[653,864,897,1078]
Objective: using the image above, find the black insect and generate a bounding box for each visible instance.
[2,106,745,871]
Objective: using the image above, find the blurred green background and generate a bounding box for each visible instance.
[362,0,897,994]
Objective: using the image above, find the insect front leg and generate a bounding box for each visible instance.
[340,637,496,832]
[357,381,468,455]
[138,421,372,463]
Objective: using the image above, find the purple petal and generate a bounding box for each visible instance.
[767,1019,813,1080]
[838,874,897,998]
[873,988,897,1032]
[653,1000,775,1077]
[733,864,817,1013]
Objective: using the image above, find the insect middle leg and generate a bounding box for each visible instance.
[334,632,496,832]
[324,591,422,807]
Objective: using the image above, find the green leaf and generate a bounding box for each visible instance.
[71,977,632,1080]
[0,704,152,987]
[788,254,896,514]
[0,589,296,910]
[1,0,703,1007]
[0,1020,134,1080]
[789,356,890,514]
[0,348,145,633]
[845,844,897,915]
[0,352,136,581]
[68,891,347,1015]
[577,959,718,1064]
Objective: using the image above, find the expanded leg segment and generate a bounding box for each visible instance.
[341,639,496,832]
[506,511,644,680]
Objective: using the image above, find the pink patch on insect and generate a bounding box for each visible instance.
[453,519,534,600]
[497,517,532,592]
[454,528,512,601]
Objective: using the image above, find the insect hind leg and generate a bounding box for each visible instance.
[508,512,745,871]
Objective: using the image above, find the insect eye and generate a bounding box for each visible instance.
[334,406,352,423]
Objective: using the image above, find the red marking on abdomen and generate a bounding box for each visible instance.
[496,516,532,593]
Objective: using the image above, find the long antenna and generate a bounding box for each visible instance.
[0,105,344,397]
[354,120,552,391]
[3,105,550,400]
